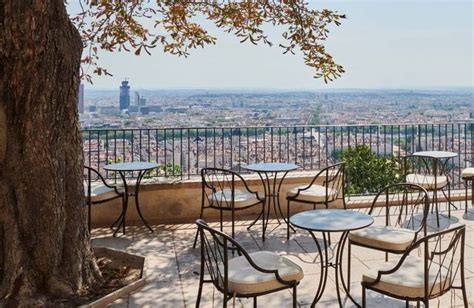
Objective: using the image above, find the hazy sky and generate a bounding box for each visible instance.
[68,1,473,90]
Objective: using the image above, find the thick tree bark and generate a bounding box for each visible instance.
[0,1,101,305]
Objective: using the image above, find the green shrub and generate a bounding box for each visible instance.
[341,145,402,195]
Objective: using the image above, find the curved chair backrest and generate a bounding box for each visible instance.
[373,224,466,300]
[308,162,345,203]
[84,165,120,199]
[201,167,258,209]
[403,154,447,177]
[84,165,107,184]
[195,219,295,296]
[368,183,430,237]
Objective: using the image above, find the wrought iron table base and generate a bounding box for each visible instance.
[112,169,154,236]
[309,230,360,308]
[254,170,295,241]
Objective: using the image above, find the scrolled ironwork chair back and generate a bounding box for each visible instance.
[201,167,259,209]
[196,219,296,295]
[366,224,466,302]
[84,165,103,184]
[306,162,345,203]
[322,162,345,201]
[369,183,430,237]
[422,225,466,299]
[197,219,233,293]
[403,154,450,180]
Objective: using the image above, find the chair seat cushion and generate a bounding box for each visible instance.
[363,255,450,298]
[84,182,123,202]
[208,189,260,208]
[349,225,416,251]
[461,168,474,179]
[405,173,448,190]
[225,251,304,295]
[286,184,337,203]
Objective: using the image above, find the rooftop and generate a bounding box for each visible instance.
[91,204,474,308]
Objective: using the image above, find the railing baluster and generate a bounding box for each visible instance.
[163,128,168,177]
[221,128,225,169]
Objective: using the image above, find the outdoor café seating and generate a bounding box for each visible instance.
[195,219,303,308]
[84,165,125,231]
[347,183,430,289]
[462,167,474,212]
[361,224,468,307]
[286,162,346,241]
[192,168,265,248]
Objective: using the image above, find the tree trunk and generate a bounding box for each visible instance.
[0,1,101,305]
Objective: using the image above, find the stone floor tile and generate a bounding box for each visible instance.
[128,280,185,308]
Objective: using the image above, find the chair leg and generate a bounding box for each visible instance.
[466,181,468,213]
[461,269,469,308]
[122,194,127,235]
[362,285,366,308]
[347,242,351,293]
[287,199,291,240]
[253,296,257,308]
[193,207,205,249]
[220,210,223,232]
[262,202,265,242]
[231,208,235,240]
[196,264,204,308]
[434,190,440,227]
[293,285,297,308]
[448,184,451,218]
[405,300,409,308]
[231,208,235,255]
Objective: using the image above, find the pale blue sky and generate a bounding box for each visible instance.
[68,1,473,90]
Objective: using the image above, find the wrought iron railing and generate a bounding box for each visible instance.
[82,123,473,189]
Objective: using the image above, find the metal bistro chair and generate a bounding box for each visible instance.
[403,154,451,227]
[361,224,468,308]
[286,162,346,240]
[347,183,430,290]
[193,168,265,249]
[461,168,474,213]
[84,166,125,232]
[195,219,303,308]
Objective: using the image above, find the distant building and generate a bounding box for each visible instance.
[119,80,130,111]
[148,105,162,113]
[139,97,147,106]
[140,106,149,115]
[128,105,139,113]
[134,91,140,106]
[98,106,119,115]
[88,105,97,113]
[77,83,84,114]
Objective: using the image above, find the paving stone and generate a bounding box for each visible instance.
[128,280,185,308]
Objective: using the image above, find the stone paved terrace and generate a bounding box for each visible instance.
[92,204,474,308]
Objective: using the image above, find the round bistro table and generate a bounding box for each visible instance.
[412,151,458,224]
[290,209,374,307]
[104,162,159,236]
[242,163,299,241]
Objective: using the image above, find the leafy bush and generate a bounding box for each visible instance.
[341,145,402,195]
